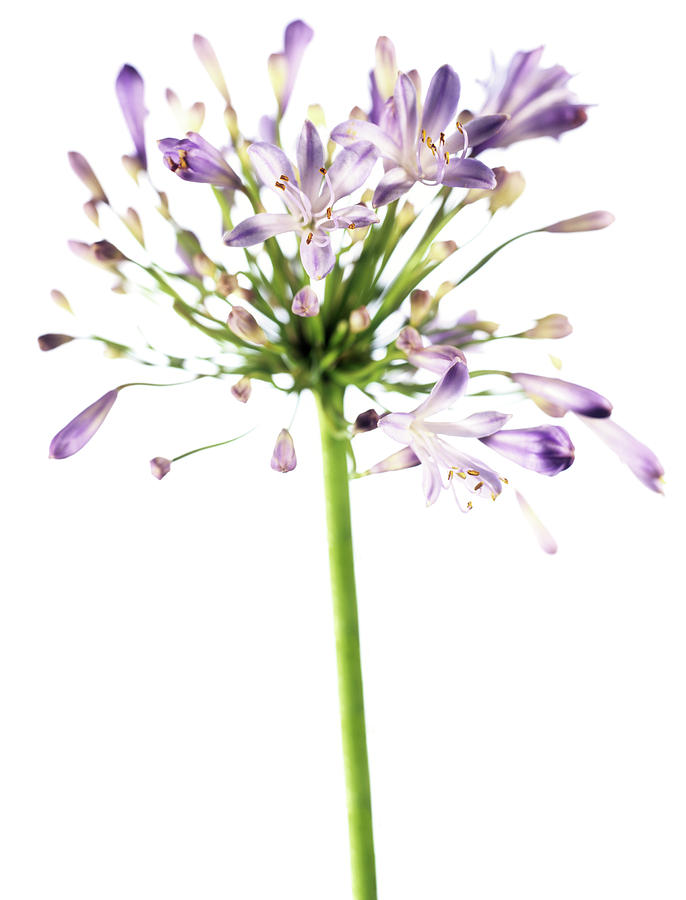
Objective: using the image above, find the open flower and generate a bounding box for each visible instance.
[158,132,242,189]
[224,120,378,279]
[332,66,502,206]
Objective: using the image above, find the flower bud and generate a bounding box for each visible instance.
[115,64,148,170]
[292,286,320,317]
[50,289,73,314]
[227,306,267,344]
[396,201,416,231]
[543,211,615,233]
[374,36,398,99]
[216,272,238,297]
[192,252,217,279]
[409,289,432,327]
[271,428,297,473]
[306,104,326,127]
[428,240,457,262]
[352,409,380,435]
[349,306,371,333]
[465,166,525,212]
[49,389,119,459]
[121,154,144,181]
[123,207,144,245]
[158,133,242,190]
[156,191,172,221]
[68,240,127,270]
[512,372,612,418]
[193,34,231,103]
[68,151,108,204]
[224,104,239,143]
[396,326,422,353]
[150,457,172,480]
[38,333,74,352]
[522,314,573,339]
[83,199,100,226]
[230,376,252,404]
[268,20,314,114]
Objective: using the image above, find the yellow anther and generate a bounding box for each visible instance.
[473,481,484,491]
[445,151,450,164]
[275,181,286,190]
[491,493,497,501]
[306,232,313,244]
[467,469,480,476]
[467,500,473,510]
[456,120,464,133]
[500,476,509,484]
[456,471,467,480]
[326,207,332,219]
[319,166,327,174]
[177,148,189,169]
[280,174,289,181]
[348,222,356,229]
[447,470,453,482]
[421,129,426,143]
[439,132,445,144]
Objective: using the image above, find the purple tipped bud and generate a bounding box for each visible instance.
[544,211,615,233]
[123,207,144,245]
[396,326,423,353]
[83,199,99,226]
[193,34,231,103]
[579,416,665,493]
[216,272,238,297]
[68,239,127,269]
[68,152,108,203]
[158,133,242,190]
[271,428,297,473]
[268,20,314,114]
[230,376,252,404]
[352,409,380,435]
[292,286,320,317]
[465,166,525,212]
[150,457,172,480]
[428,240,457,262]
[115,64,148,170]
[38,333,75,352]
[227,306,267,345]
[397,326,465,374]
[522,314,573,339]
[349,306,371,333]
[50,289,73,314]
[512,372,613,418]
[410,289,432,327]
[480,425,575,475]
[49,389,119,459]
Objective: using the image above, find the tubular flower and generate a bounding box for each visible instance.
[223,120,378,279]
[49,389,119,459]
[512,372,613,418]
[158,132,242,189]
[479,426,575,475]
[470,47,588,154]
[268,20,314,115]
[115,64,148,170]
[578,416,665,493]
[332,66,503,206]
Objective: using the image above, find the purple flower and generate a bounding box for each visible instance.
[268,20,314,115]
[49,389,119,459]
[332,66,501,206]
[68,152,108,204]
[352,409,380,435]
[396,326,465,375]
[291,285,320,317]
[368,359,510,507]
[512,372,612,418]
[471,48,588,154]
[115,64,148,170]
[158,132,242,190]
[543,211,615,233]
[230,376,252,403]
[271,428,297,473]
[579,416,664,493]
[150,457,172,480]
[224,120,378,280]
[480,426,575,476]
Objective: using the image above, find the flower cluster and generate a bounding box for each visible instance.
[43,21,663,551]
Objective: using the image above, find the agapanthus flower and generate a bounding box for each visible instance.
[579,416,665,493]
[512,372,612,418]
[332,66,503,206]
[49,389,119,459]
[396,325,465,374]
[115,64,148,171]
[223,120,378,279]
[158,132,242,189]
[470,47,588,154]
[291,285,320,317]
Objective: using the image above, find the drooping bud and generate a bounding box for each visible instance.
[511,372,613,418]
[428,240,457,262]
[543,211,615,233]
[122,207,144,245]
[38,333,75,352]
[268,20,314,114]
[270,428,297,473]
[115,64,148,170]
[150,457,172,480]
[193,34,231,103]
[49,389,119,459]
[83,199,99,226]
[230,376,252,404]
[68,239,127,270]
[521,314,573,339]
[465,166,526,212]
[352,409,380,435]
[227,306,267,344]
[68,152,108,204]
[410,289,432,327]
[50,289,73,314]
[292,286,320,317]
[349,307,371,333]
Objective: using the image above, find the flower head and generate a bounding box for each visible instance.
[158,132,242,189]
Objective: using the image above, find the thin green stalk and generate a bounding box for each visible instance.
[315,386,377,900]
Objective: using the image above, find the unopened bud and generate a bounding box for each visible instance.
[68,239,127,269]
[410,289,432,327]
[122,153,144,181]
[193,34,231,103]
[83,199,99,226]
[193,253,216,279]
[349,306,371,333]
[270,428,297,473]
[123,207,144,245]
[49,389,119,459]
[38,333,75,351]
[306,104,326,127]
[544,211,615,233]
[50,289,73,314]
[227,306,267,344]
[396,200,416,231]
[224,104,239,143]
[68,151,108,203]
[352,409,380,435]
[230,375,252,403]
[396,326,423,353]
[428,240,457,262]
[374,35,398,99]
[522,314,573,340]
[157,191,172,220]
[216,272,238,296]
[465,166,525,212]
[434,281,455,303]
[188,101,206,132]
[292,286,320,317]
[150,457,172,480]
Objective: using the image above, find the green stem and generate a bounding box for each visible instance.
[315,386,377,900]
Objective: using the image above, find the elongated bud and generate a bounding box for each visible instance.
[230,375,252,404]
[396,201,416,231]
[115,64,148,170]
[544,211,615,233]
[227,306,267,344]
[465,166,525,212]
[156,191,172,220]
[410,289,432,327]
[352,409,380,435]
[428,240,457,262]
[292,286,320,317]
[480,426,575,476]
[512,372,612,418]
[121,154,143,180]
[123,207,144,245]
[38,333,74,351]
[306,104,326,127]
[397,326,465,374]
[83,199,99,226]
[579,416,665,493]
[192,253,216,279]
[68,239,127,269]
[68,151,108,204]
[49,389,119,459]
[268,20,314,114]
[150,457,172,480]
[193,34,231,103]
[396,326,422,353]
[224,105,239,143]
[374,36,398,99]
[349,306,371,333]
[50,289,73,314]
[271,428,297,473]
[522,314,573,339]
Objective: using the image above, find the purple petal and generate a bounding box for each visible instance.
[115,65,148,168]
[271,428,297,473]
[393,73,418,147]
[280,20,314,112]
[407,344,465,375]
[325,204,379,229]
[372,166,415,207]
[515,490,558,554]
[292,285,320,317]
[425,411,512,438]
[513,373,612,418]
[300,234,335,280]
[258,115,277,143]
[502,102,588,146]
[544,211,615,233]
[578,416,664,493]
[444,115,509,153]
[248,142,297,189]
[324,142,378,205]
[441,157,496,190]
[421,65,460,139]
[297,119,325,202]
[223,213,296,247]
[480,426,575,475]
[378,412,414,444]
[330,119,401,164]
[413,359,470,419]
[49,389,119,459]
[367,445,421,474]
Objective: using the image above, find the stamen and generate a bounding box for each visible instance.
[456,120,464,133]
[491,493,497,501]
[326,207,332,219]
[447,471,453,482]
[439,132,445,144]
[280,174,289,181]
[467,501,473,510]
[177,148,189,170]
[421,129,426,143]
[319,167,327,174]
[500,476,509,484]
[473,481,484,491]
[445,151,450,164]
[456,471,467,480]
[306,232,313,244]
[467,469,480,476]
[348,223,356,230]
[275,181,286,190]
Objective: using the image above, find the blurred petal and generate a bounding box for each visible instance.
[421,65,460,137]
[414,359,470,419]
[441,157,496,190]
[579,416,665,493]
[331,118,401,162]
[300,235,335,279]
[292,285,320,317]
[223,213,296,247]
[515,490,558,554]
[372,166,415,206]
[367,445,421,474]
[115,64,147,168]
[512,372,612,418]
[325,142,377,203]
[480,426,575,475]
[425,411,511,438]
[49,390,119,459]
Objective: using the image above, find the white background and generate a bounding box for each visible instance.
[2,1,684,898]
